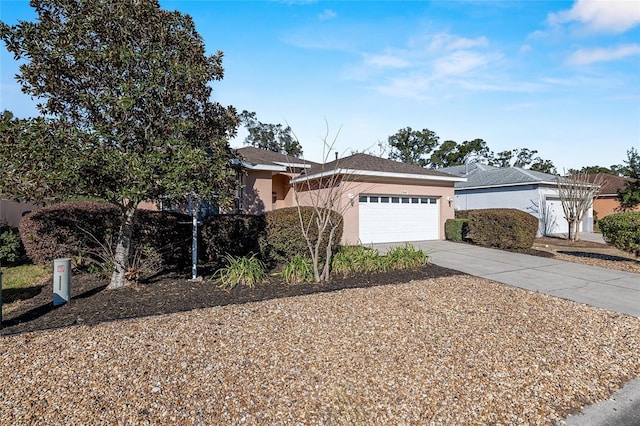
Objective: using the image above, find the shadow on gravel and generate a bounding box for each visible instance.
[558,250,638,262]
[1,264,462,336]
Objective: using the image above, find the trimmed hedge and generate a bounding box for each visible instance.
[262,207,343,263]
[598,211,640,257]
[445,218,469,242]
[19,201,192,269]
[201,214,266,264]
[460,208,538,251]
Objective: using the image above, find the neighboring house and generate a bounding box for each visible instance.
[238,147,465,245]
[586,173,640,220]
[440,163,595,236]
[0,199,40,227]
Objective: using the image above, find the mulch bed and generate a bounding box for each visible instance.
[1,265,460,336]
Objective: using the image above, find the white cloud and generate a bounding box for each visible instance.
[364,54,411,69]
[433,51,495,77]
[566,43,640,64]
[548,0,640,34]
[318,8,337,20]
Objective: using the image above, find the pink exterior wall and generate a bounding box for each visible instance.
[294,177,457,245]
[593,196,640,221]
[243,170,273,214]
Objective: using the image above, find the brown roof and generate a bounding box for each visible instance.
[304,152,460,179]
[586,173,634,195]
[236,146,317,168]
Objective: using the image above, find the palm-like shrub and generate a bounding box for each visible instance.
[279,255,315,284]
[215,254,266,289]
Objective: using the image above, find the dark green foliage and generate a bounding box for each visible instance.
[445,219,469,242]
[19,201,191,269]
[463,209,538,251]
[617,148,640,210]
[0,222,25,264]
[239,110,302,157]
[201,214,266,264]
[598,212,640,257]
[261,207,343,263]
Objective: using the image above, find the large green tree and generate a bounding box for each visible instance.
[0,0,239,289]
[429,138,492,168]
[239,110,302,157]
[617,147,640,210]
[386,127,440,167]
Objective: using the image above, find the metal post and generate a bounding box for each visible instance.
[53,258,71,306]
[0,269,3,328]
[188,195,200,280]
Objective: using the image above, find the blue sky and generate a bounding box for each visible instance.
[1,0,639,171]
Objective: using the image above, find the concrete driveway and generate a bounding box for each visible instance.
[372,239,639,318]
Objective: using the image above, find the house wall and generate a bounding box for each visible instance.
[243,170,272,214]
[0,199,41,227]
[593,196,640,220]
[455,185,594,236]
[295,178,456,245]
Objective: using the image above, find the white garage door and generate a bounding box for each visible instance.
[359,195,440,244]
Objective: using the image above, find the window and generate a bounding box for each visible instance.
[420,197,428,204]
[429,198,437,204]
[391,197,399,203]
[401,197,410,204]
[370,196,379,203]
[411,197,419,204]
[359,195,367,203]
[380,196,389,203]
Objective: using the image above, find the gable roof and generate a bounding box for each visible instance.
[291,152,465,183]
[586,173,633,196]
[236,146,316,171]
[446,165,561,189]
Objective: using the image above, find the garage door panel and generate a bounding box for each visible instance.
[359,195,439,244]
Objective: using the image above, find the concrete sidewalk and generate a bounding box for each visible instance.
[373,240,639,317]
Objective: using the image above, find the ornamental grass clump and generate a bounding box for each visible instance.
[279,255,315,284]
[331,245,387,277]
[215,254,266,289]
[385,243,428,270]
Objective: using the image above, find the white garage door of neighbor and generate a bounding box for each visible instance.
[359,195,440,244]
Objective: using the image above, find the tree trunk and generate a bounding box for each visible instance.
[107,204,137,289]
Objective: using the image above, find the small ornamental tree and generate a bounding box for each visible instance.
[0,0,239,289]
[556,172,603,242]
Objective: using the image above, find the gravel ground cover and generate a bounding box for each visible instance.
[2,274,639,425]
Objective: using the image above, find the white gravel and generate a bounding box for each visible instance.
[1,275,639,425]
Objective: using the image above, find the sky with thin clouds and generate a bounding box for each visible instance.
[1,0,639,171]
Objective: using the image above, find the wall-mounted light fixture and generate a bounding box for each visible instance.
[447,196,453,207]
[348,193,355,206]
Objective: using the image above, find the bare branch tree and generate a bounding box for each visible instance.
[289,123,359,282]
[556,171,603,241]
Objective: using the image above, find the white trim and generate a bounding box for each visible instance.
[241,161,286,172]
[291,168,466,183]
[457,181,557,191]
[273,161,312,169]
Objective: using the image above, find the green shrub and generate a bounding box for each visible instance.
[598,212,640,257]
[215,254,266,289]
[385,243,428,270]
[445,218,469,242]
[262,207,343,263]
[0,222,26,264]
[18,201,191,272]
[331,245,387,277]
[465,208,538,251]
[201,214,266,265]
[279,254,315,284]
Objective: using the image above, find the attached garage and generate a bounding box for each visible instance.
[358,194,440,244]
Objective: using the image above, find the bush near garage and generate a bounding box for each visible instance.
[201,214,266,266]
[19,201,192,270]
[260,206,343,264]
[460,208,538,251]
[445,218,470,242]
[598,211,640,257]
[0,222,26,264]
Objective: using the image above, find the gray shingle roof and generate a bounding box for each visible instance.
[304,153,460,179]
[451,166,560,189]
[236,146,317,168]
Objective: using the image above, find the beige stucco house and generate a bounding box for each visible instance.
[237,147,465,245]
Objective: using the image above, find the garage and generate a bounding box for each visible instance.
[358,194,440,244]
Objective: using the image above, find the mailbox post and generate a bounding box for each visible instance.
[53,258,71,306]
